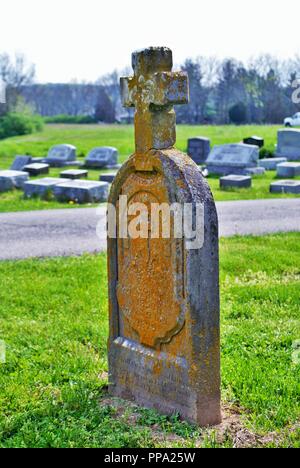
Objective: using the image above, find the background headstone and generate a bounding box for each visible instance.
[259,157,287,171]
[99,173,116,183]
[60,169,88,180]
[244,167,265,176]
[270,180,300,194]
[206,143,259,175]
[0,170,29,192]
[243,136,264,148]
[24,163,49,176]
[85,147,119,168]
[187,137,210,164]
[53,180,109,203]
[24,177,69,198]
[220,174,252,189]
[277,162,300,178]
[45,144,77,167]
[276,129,300,160]
[10,155,32,171]
[108,47,221,427]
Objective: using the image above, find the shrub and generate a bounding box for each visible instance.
[44,114,96,124]
[259,147,275,159]
[0,112,43,139]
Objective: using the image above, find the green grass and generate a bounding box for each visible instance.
[0,234,299,448]
[0,124,299,213]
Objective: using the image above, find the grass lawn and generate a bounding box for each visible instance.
[0,233,299,448]
[0,124,299,213]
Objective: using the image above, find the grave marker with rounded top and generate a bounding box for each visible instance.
[108,47,221,426]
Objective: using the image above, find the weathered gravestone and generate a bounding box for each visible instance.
[45,144,77,167]
[187,137,210,164]
[10,155,32,171]
[276,129,300,160]
[85,147,119,168]
[206,143,259,175]
[108,47,221,426]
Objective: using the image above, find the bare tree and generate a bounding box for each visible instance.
[0,53,35,113]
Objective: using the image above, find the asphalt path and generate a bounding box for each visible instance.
[0,198,299,260]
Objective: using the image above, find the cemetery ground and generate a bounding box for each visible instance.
[0,234,299,448]
[0,124,300,213]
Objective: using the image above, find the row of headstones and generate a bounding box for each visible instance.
[187,130,300,194]
[0,169,114,203]
[7,144,120,173]
[0,144,122,202]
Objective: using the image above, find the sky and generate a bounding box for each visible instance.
[1,0,300,83]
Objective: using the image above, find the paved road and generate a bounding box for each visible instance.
[0,198,299,260]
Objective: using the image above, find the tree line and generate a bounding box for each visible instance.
[1,52,300,124]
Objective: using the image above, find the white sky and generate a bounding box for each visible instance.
[1,0,300,83]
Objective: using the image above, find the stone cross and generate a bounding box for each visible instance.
[108,47,221,427]
[120,47,189,155]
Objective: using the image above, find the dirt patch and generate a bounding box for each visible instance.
[99,394,297,448]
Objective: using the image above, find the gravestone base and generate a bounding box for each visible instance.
[206,165,257,176]
[259,158,287,171]
[24,178,69,198]
[100,173,116,183]
[244,167,265,176]
[270,180,300,194]
[60,169,88,180]
[53,180,109,203]
[277,162,300,178]
[109,337,221,427]
[47,160,83,168]
[31,157,44,164]
[0,170,29,192]
[220,175,252,189]
[24,163,50,176]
